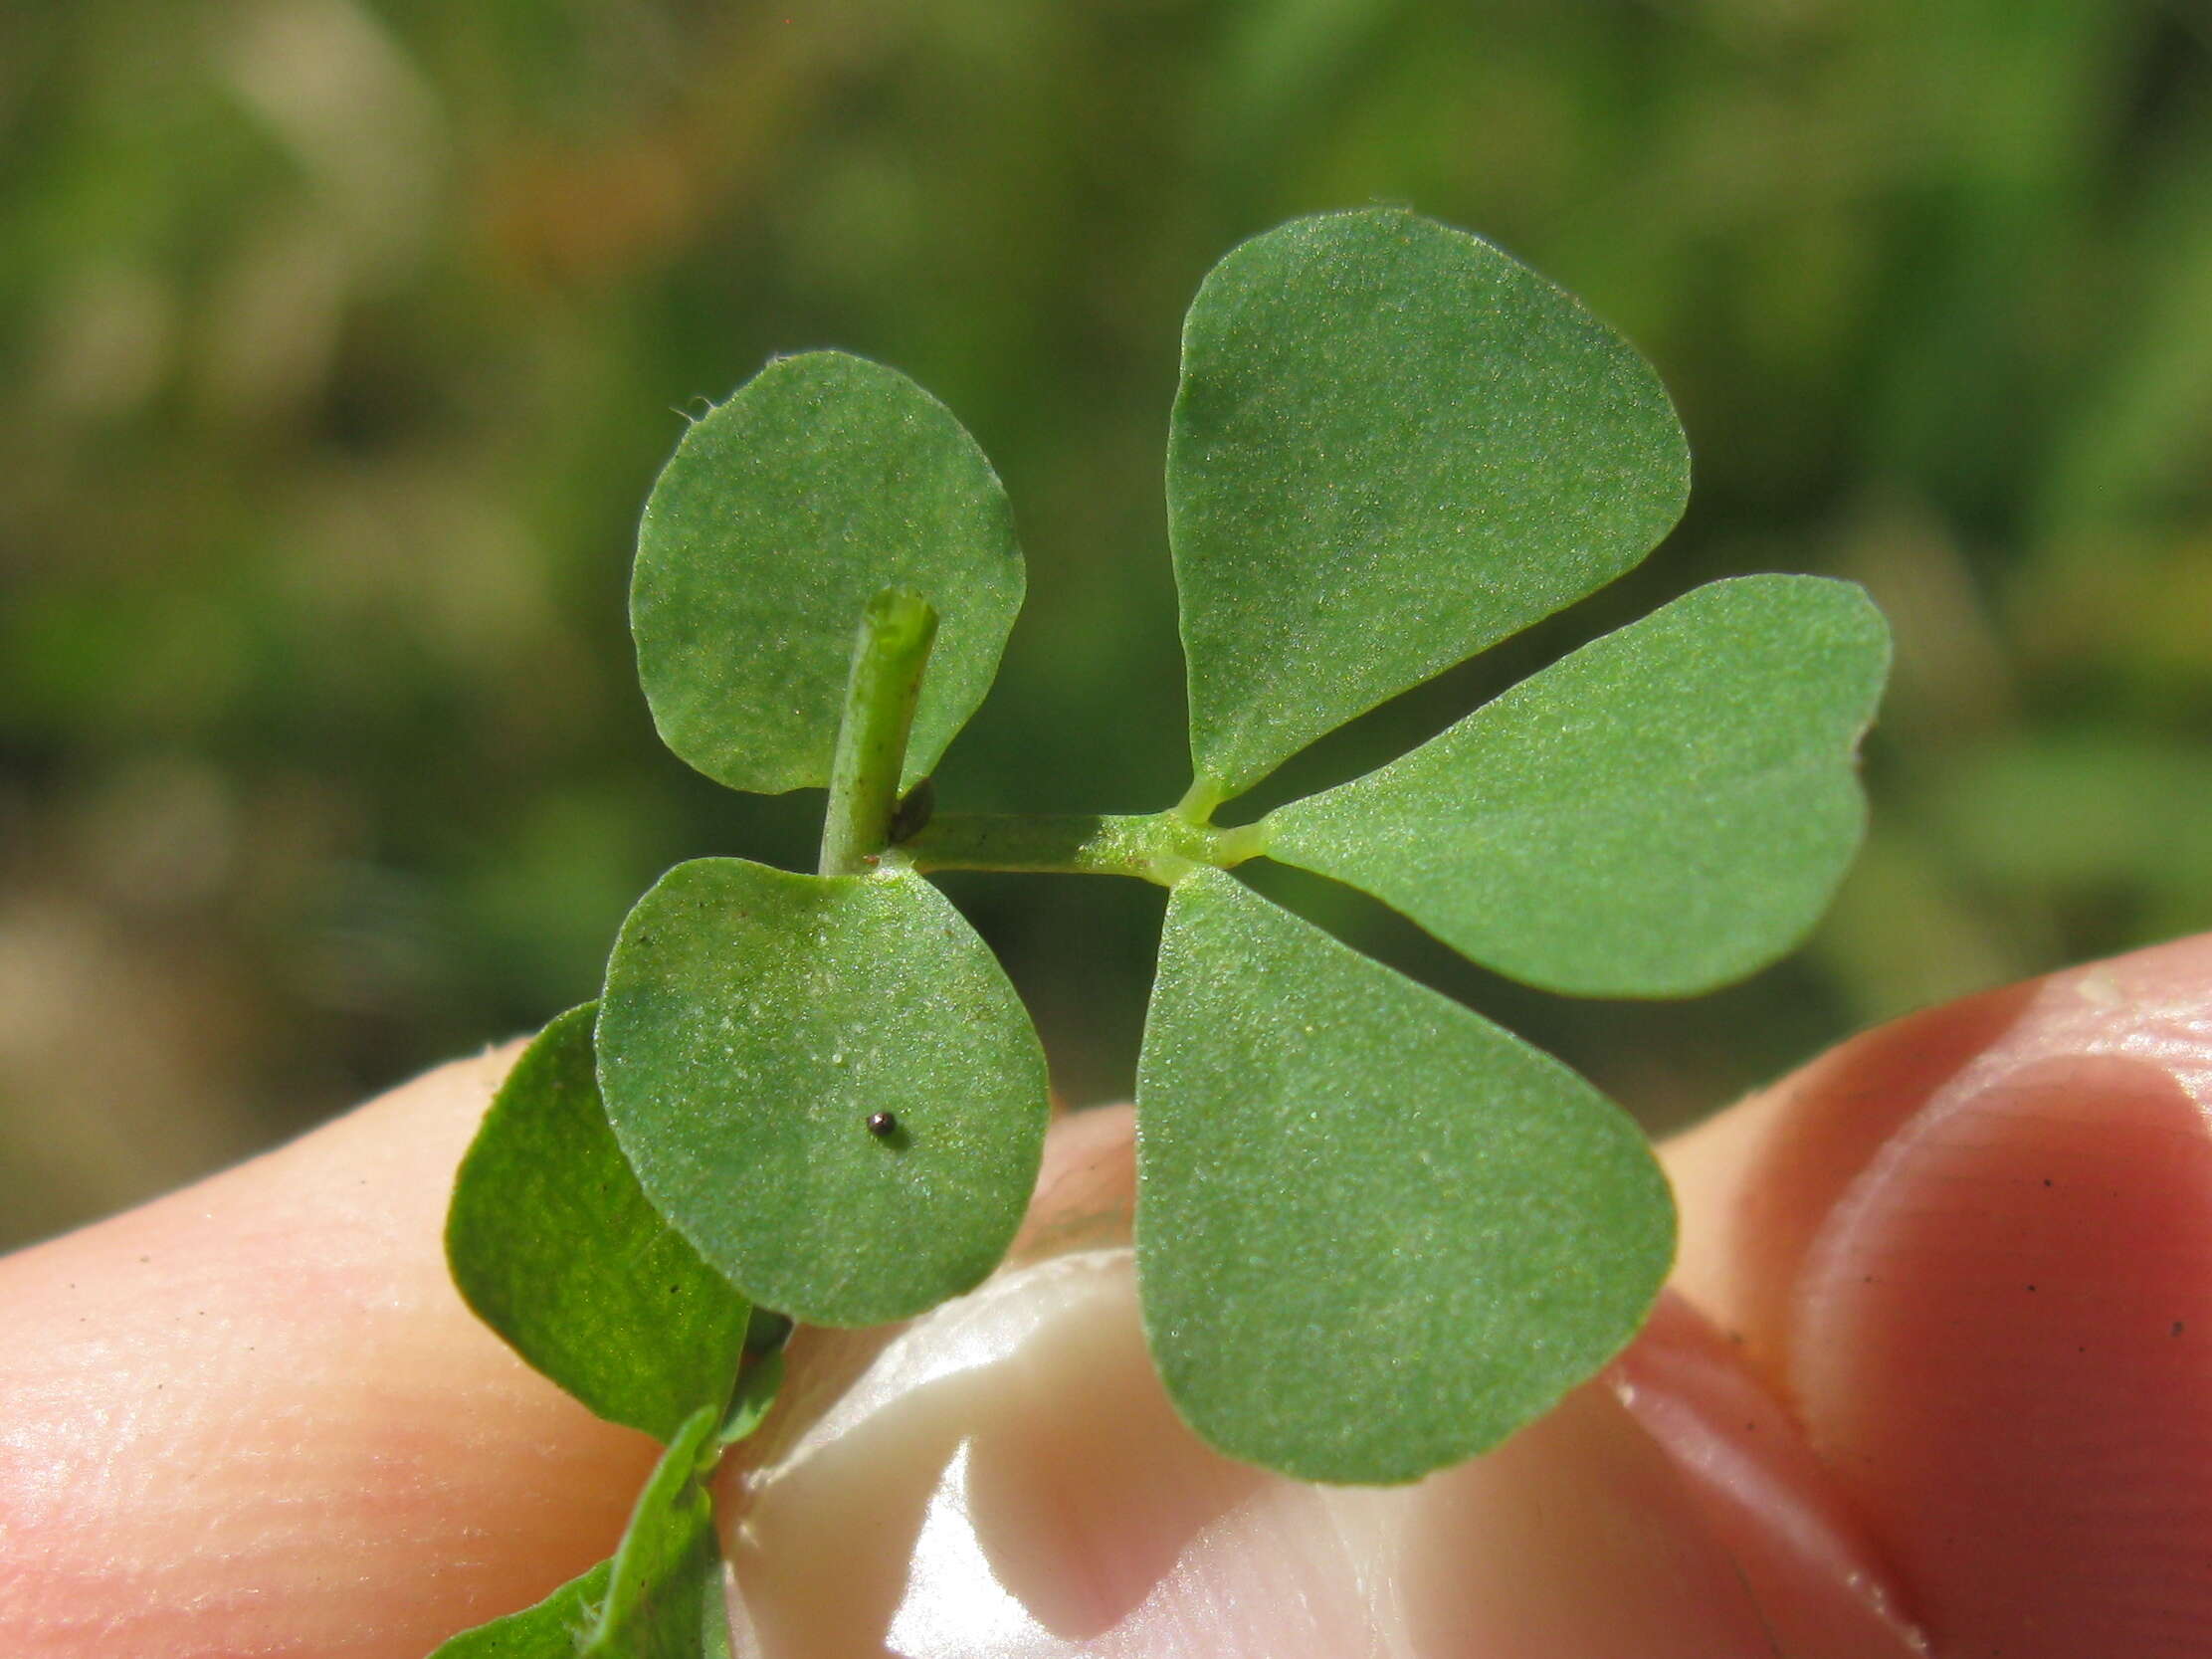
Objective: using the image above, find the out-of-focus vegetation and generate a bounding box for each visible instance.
[3,0,2209,1250]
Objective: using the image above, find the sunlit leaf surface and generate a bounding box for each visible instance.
[1168,208,1688,800]
[1135,869,1674,1484]
[598,859,1050,1328]
[1267,576,1891,996]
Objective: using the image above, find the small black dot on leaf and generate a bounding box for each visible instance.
[867,1111,899,1139]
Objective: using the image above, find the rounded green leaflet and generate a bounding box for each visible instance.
[632,350,1025,796]
[1134,869,1675,1486]
[445,1004,752,1444]
[1166,207,1690,803]
[596,858,1051,1329]
[1264,575,1893,998]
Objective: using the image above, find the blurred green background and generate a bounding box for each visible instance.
[4,0,2211,1250]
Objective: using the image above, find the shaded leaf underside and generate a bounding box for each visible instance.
[446,1004,751,1443]
[632,350,1024,796]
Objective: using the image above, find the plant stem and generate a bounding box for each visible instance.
[1174,774,1231,826]
[899,810,1268,887]
[819,588,938,877]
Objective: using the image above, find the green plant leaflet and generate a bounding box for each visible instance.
[1135,869,1675,1483]
[596,858,1051,1328]
[632,351,1024,796]
[1265,575,1892,996]
[424,1562,612,1658]
[437,203,1893,1653]
[581,1405,729,1659]
[1168,208,1690,801]
[446,1005,752,1442]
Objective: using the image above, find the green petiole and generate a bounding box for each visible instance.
[895,808,1268,886]
[814,584,1270,888]
[818,588,939,878]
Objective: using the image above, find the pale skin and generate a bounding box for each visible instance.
[7,935,2212,1657]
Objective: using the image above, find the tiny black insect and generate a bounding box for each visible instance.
[866,1111,899,1139]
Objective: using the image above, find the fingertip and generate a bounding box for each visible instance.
[1794,1047,2212,1657]
[1010,1102,1136,1263]
[1663,932,2212,1658]
[1661,974,2038,1368]
[0,1041,656,1659]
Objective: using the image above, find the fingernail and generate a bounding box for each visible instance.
[1609,1294,1927,1657]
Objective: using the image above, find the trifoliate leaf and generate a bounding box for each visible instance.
[580,1404,726,1659]
[1134,869,1674,1485]
[597,859,1050,1328]
[425,1559,611,1658]
[446,1005,751,1443]
[1167,208,1689,802]
[1265,576,1891,996]
[632,351,1024,796]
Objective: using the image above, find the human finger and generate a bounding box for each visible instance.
[0,1045,657,1659]
[1662,931,2212,1658]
